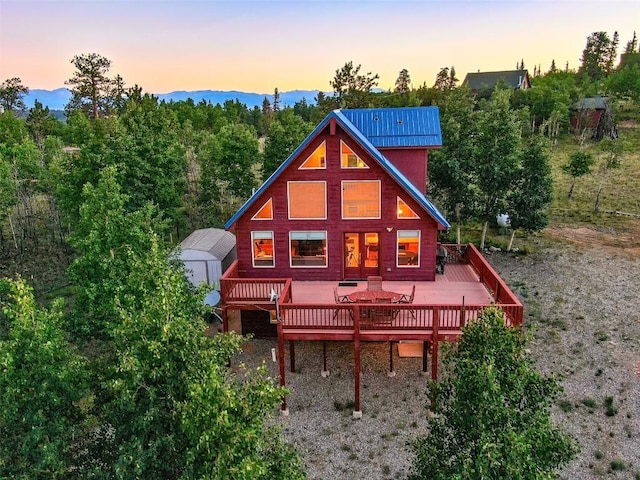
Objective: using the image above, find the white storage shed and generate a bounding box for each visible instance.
[178,228,236,289]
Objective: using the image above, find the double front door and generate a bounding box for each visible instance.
[344,232,379,280]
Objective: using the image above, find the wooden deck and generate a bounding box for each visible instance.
[220,244,523,413]
[290,263,490,305]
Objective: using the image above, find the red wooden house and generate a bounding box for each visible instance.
[221,107,522,416]
[225,107,449,282]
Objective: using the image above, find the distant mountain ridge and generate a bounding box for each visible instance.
[25,88,324,111]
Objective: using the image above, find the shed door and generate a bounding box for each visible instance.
[344,232,379,280]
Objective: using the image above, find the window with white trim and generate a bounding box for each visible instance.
[290,231,327,267]
[397,197,419,219]
[397,230,420,267]
[252,198,273,220]
[288,181,326,219]
[299,141,326,169]
[340,140,368,168]
[252,231,274,267]
[342,180,380,219]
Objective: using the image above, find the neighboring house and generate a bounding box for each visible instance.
[570,96,618,141]
[462,69,530,93]
[178,228,236,289]
[224,107,449,283]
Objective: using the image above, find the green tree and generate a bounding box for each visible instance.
[65,53,114,119]
[330,61,379,108]
[428,87,478,243]
[112,93,188,224]
[67,166,165,340]
[433,66,458,91]
[0,156,16,242]
[409,307,578,480]
[0,277,90,479]
[578,31,618,83]
[473,88,522,249]
[0,77,29,112]
[26,100,63,148]
[606,63,640,102]
[210,123,259,198]
[506,136,553,250]
[96,235,305,479]
[197,123,259,226]
[562,150,594,198]
[293,97,314,122]
[394,68,411,94]
[262,109,313,180]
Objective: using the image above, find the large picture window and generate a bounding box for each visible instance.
[288,181,326,219]
[397,230,420,267]
[252,231,274,267]
[290,231,327,268]
[342,180,380,219]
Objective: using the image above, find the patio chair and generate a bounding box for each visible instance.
[333,287,353,321]
[334,287,352,304]
[398,285,416,320]
[398,285,415,304]
[366,276,383,291]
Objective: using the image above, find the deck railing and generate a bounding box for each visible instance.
[220,244,523,328]
[465,243,523,325]
[220,260,291,303]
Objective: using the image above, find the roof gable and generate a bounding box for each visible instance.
[573,96,609,110]
[463,70,529,90]
[224,108,449,230]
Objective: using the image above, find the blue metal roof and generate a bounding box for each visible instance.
[225,108,449,230]
[340,107,442,148]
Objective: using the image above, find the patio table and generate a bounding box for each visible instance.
[347,289,403,303]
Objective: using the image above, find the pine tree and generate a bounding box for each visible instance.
[623,31,637,54]
[65,53,114,119]
[394,68,411,94]
[273,87,280,112]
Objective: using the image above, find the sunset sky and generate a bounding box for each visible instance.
[1,0,638,95]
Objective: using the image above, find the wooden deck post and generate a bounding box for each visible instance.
[432,307,439,382]
[422,341,429,373]
[321,341,330,377]
[221,306,229,333]
[388,342,396,377]
[353,306,362,419]
[289,340,296,373]
[277,321,288,415]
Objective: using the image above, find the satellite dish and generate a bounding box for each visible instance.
[203,290,221,307]
[496,213,511,228]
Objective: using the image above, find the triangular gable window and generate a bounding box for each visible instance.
[299,141,326,169]
[397,197,419,219]
[252,198,273,220]
[340,140,368,168]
